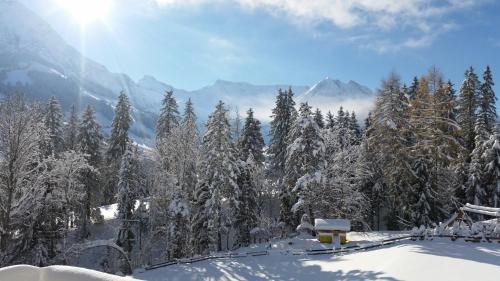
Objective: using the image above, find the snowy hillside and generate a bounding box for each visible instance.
[0,0,374,145]
[134,236,500,281]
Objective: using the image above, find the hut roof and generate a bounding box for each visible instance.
[314,219,351,231]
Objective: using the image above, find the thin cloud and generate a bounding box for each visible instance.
[151,0,489,51]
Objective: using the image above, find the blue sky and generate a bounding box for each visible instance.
[20,0,500,92]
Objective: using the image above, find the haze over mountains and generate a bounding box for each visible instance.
[0,0,374,146]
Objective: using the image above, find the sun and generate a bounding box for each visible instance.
[56,0,113,26]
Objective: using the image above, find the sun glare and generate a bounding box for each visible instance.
[56,0,112,26]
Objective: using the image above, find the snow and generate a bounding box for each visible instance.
[134,236,500,281]
[0,265,139,281]
[99,200,149,221]
[314,219,351,231]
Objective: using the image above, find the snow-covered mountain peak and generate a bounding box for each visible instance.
[302,77,372,99]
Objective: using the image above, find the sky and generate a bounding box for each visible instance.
[19,0,500,92]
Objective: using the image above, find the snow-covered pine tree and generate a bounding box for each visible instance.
[285,102,326,227]
[479,66,496,134]
[199,101,240,252]
[44,96,64,156]
[104,91,132,203]
[191,180,211,255]
[156,90,180,143]
[483,127,500,207]
[167,185,190,259]
[77,105,103,238]
[314,108,325,129]
[107,91,132,160]
[349,112,361,142]
[236,155,259,246]
[116,148,137,254]
[268,88,297,231]
[237,108,265,164]
[326,111,335,129]
[64,104,79,151]
[367,73,413,229]
[457,67,480,158]
[321,143,368,229]
[179,98,199,202]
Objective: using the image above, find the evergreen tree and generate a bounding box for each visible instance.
[199,101,240,251]
[64,104,79,151]
[236,155,259,246]
[326,111,335,129]
[483,128,500,207]
[104,91,132,203]
[116,148,136,254]
[156,90,180,143]
[478,66,496,134]
[268,88,296,230]
[457,67,480,157]
[408,76,419,100]
[314,108,325,129]
[179,98,199,201]
[77,105,103,238]
[285,103,326,226]
[191,180,211,254]
[238,108,265,164]
[368,73,413,229]
[44,96,64,155]
[107,91,132,161]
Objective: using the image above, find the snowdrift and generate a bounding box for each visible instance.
[0,265,139,281]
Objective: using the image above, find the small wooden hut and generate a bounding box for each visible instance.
[314,219,351,246]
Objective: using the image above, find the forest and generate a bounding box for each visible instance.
[0,65,497,268]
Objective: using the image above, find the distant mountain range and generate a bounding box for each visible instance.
[0,0,374,146]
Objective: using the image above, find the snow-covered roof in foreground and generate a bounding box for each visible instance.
[314,219,351,231]
[0,265,138,281]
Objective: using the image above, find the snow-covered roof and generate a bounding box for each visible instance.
[0,265,138,281]
[314,219,351,231]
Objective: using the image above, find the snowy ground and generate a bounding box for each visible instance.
[134,234,500,281]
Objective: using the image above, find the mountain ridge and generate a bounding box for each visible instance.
[0,0,375,145]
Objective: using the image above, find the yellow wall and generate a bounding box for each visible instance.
[318,233,347,244]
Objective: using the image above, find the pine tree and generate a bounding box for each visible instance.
[107,91,132,161]
[237,108,265,164]
[268,88,296,230]
[179,98,199,201]
[368,73,413,229]
[408,77,419,100]
[285,103,326,226]
[483,128,500,207]
[156,90,180,143]
[44,96,64,155]
[478,66,496,134]
[314,108,325,129]
[326,111,335,129]
[457,67,480,157]
[236,155,260,246]
[116,148,138,254]
[199,101,240,251]
[64,104,79,151]
[77,105,103,238]
[104,91,132,203]
[191,180,211,254]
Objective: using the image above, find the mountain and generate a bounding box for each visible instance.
[0,0,374,146]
